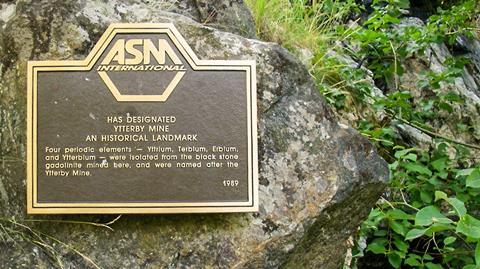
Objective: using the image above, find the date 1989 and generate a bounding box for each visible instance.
[223,180,239,187]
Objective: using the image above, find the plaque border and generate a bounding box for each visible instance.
[27,23,258,214]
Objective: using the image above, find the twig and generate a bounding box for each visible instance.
[104,215,122,226]
[400,190,419,211]
[389,40,399,91]
[432,233,443,255]
[10,215,122,232]
[391,114,480,150]
[379,196,395,209]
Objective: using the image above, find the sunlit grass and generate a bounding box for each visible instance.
[245,0,363,107]
[246,0,355,53]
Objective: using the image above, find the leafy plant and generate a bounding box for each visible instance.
[247,0,480,268]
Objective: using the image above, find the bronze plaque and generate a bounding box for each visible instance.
[27,24,258,214]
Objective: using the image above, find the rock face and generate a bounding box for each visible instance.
[396,18,480,147]
[329,16,480,152]
[0,1,388,268]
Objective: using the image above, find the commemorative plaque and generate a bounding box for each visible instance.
[27,24,258,214]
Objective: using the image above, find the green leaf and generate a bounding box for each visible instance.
[397,0,410,9]
[431,158,448,171]
[466,168,480,188]
[443,91,462,102]
[390,220,407,236]
[425,262,443,269]
[447,197,467,217]
[368,208,383,218]
[415,206,452,226]
[456,214,480,239]
[388,252,402,268]
[425,223,455,235]
[394,148,415,159]
[367,239,387,254]
[420,190,433,203]
[433,192,466,217]
[405,228,427,241]
[434,191,447,202]
[438,102,453,113]
[437,171,448,180]
[394,238,409,253]
[443,236,456,245]
[389,161,399,170]
[387,209,413,220]
[405,255,421,266]
[374,229,387,237]
[403,163,432,176]
[404,153,417,162]
[423,253,434,260]
[429,176,444,185]
[457,169,474,177]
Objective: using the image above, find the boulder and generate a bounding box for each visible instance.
[0,1,388,268]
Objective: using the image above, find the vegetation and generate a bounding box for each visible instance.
[0,216,121,268]
[246,0,480,268]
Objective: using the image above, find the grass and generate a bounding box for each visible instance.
[245,0,368,111]
[246,0,355,68]
[0,216,122,268]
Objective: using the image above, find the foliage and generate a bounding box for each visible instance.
[246,0,480,268]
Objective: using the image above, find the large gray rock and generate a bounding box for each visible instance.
[0,1,388,268]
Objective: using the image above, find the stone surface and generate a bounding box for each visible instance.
[76,0,256,42]
[396,17,480,145]
[0,1,388,268]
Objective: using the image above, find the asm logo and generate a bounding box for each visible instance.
[97,38,187,102]
[98,38,186,68]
